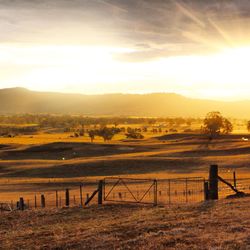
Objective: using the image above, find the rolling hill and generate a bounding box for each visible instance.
[0,87,250,117]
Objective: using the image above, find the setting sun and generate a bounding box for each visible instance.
[1,44,250,100]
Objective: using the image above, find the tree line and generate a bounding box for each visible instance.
[0,114,202,128]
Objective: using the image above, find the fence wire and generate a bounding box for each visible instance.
[1,177,250,210]
[157,178,205,204]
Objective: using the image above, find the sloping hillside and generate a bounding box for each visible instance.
[0,198,249,249]
[0,87,250,117]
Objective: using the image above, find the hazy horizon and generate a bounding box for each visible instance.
[1,1,250,101]
[3,86,250,102]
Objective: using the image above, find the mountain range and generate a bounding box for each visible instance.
[0,87,249,118]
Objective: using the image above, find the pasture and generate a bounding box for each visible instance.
[0,123,250,249]
[0,131,250,205]
[0,197,250,249]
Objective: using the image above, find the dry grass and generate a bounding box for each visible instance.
[0,132,250,249]
[0,197,250,249]
[0,133,250,197]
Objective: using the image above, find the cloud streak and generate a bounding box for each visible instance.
[1,0,250,61]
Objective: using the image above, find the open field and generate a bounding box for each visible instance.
[1,133,250,180]
[0,197,250,249]
[0,132,250,206]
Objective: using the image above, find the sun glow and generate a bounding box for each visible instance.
[1,43,250,100]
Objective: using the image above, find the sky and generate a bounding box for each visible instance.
[1,0,250,100]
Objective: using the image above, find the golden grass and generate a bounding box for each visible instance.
[0,131,161,145]
[0,132,250,199]
[0,131,250,249]
[0,197,250,249]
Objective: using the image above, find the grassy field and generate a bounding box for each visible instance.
[0,132,250,186]
[0,197,249,249]
[0,132,250,205]
[0,129,250,249]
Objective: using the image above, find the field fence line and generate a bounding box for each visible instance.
[1,175,250,210]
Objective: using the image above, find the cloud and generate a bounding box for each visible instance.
[1,0,250,60]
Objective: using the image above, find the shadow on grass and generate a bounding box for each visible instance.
[168,146,250,158]
[1,142,145,160]
[2,158,205,178]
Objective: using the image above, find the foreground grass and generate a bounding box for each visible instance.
[0,198,250,250]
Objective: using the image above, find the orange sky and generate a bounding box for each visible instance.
[1,1,250,100]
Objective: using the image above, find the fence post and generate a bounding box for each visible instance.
[19,197,24,210]
[168,179,171,205]
[209,165,218,200]
[154,179,158,206]
[41,194,45,208]
[56,190,58,208]
[98,180,103,205]
[233,171,237,188]
[65,189,70,207]
[204,181,209,201]
[185,178,188,203]
[80,185,83,207]
[34,195,37,208]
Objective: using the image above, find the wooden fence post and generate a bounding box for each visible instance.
[41,195,45,208]
[185,178,188,203]
[98,180,103,205]
[34,195,37,208]
[233,171,237,188]
[204,181,209,201]
[56,190,58,208]
[65,189,70,207]
[154,179,158,206]
[168,179,171,205]
[80,185,83,207]
[209,165,218,200]
[19,197,24,210]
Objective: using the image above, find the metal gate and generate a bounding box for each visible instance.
[103,177,205,205]
[104,177,157,205]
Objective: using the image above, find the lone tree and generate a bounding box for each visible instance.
[88,127,121,142]
[202,111,233,139]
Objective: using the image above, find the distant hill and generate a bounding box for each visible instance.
[0,87,250,118]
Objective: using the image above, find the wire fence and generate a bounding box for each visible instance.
[157,178,205,204]
[0,183,100,210]
[1,176,250,211]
